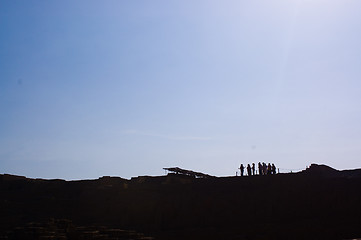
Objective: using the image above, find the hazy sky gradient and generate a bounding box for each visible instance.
[1,0,361,179]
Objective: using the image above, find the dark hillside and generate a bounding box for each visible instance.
[1,164,361,240]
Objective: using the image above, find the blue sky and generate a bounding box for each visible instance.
[1,0,361,179]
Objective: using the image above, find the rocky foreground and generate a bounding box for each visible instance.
[1,164,361,240]
[0,219,153,240]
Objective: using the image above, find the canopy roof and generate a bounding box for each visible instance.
[163,167,214,178]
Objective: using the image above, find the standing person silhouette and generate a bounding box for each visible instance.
[258,162,263,175]
[252,163,255,175]
[263,162,267,175]
[272,163,276,175]
[247,164,252,176]
[239,164,245,176]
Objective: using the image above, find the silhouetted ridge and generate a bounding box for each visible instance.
[302,164,361,178]
[303,163,339,177]
[1,164,361,240]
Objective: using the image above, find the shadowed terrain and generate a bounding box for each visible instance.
[1,164,361,240]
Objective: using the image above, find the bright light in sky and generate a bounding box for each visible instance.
[1,0,361,179]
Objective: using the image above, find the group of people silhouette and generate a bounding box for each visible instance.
[239,162,277,176]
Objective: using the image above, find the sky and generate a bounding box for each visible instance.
[1,0,361,180]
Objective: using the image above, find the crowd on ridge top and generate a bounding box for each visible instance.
[238,162,277,176]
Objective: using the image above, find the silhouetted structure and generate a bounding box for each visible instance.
[163,167,214,178]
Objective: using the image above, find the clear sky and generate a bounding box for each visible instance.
[1,0,361,179]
